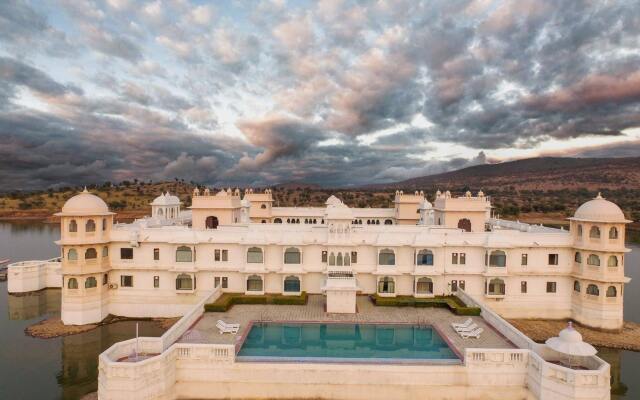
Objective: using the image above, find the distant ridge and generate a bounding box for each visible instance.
[374,157,640,191]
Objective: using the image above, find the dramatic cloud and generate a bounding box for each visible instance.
[1,0,640,190]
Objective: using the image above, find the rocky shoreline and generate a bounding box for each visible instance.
[25,315,179,339]
[508,319,640,351]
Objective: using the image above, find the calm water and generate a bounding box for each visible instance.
[238,323,458,361]
[0,221,167,400]
[0,221,638,398]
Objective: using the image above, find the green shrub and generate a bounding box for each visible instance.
[204,292,308,312]
[370,294,480,316]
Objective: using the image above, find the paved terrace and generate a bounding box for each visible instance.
[179,295,514,355]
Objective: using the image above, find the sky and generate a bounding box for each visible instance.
[1,0,640,190]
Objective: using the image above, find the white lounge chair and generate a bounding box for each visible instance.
[451,318,473,330]
[459,327,483,339]
[216,320,240,334]
[454,323,479,333]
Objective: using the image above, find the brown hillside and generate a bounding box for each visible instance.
[381,157,640,191]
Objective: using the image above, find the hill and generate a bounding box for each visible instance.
[380,157,640,191]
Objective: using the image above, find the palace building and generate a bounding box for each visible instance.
[37,187,629,329]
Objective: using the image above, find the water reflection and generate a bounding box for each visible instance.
[7,289,60,320]
[3,284,166,400]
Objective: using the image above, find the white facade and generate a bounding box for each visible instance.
[7,189,631,330]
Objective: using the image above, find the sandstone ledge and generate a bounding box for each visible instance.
[508,319,640,351]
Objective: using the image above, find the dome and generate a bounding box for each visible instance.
[57,188,111,216]
[572,193,629,223]
[419,199,432,210]
[150,192,181,206]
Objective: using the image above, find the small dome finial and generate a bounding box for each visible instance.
[596,192,603,199]
[82,186,88,193]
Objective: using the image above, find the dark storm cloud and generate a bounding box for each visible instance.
[0,57,70,97]
[1,0,640,190]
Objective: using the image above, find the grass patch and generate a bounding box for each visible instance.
[370,294,481,316]
[205,292,308,312]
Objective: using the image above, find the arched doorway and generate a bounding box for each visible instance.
[205,216,219,229]
[457,218,471,232]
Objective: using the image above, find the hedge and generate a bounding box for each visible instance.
[204,292,308,312]
[370,295,481,316]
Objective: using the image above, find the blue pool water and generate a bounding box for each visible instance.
[237,323,459,362]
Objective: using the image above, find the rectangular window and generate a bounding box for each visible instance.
[120,248,133,260]
[459,280,465,290]
[120,275,133,287]
[452,253,458,264]
[351,251,357,263]
[521,254,528,266]
[460,253,466,265]
[321,251,328,263]
[214,249,221,261]
[451,280,458,292]
[153,248,159,261]
[214,277,220,288]
[548,253,559,265]
[222,277,228,288]
[103,274,108,285]
[222,250,228,261]
[153,276,159,288]
[546,281,557,293]
[521,281,527,293]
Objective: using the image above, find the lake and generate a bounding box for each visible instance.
[0,220,638,399]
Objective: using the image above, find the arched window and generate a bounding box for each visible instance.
[573,281,581,292]
[296,218,300,224]
[284,275,300,292]
[574,252,582,263]
[313,219,317,224]
[384,219,393,225]
[587,254,600,266]
[609,227,618,239]
[261,204,267,209]
[247,247,263,263]
[284,247,301,264]
[86,219,96,232]
[67,278,78,289]
[577,225,582,237]
[287,218,291,223]
[329,252,336,266]
[176,246,193,262]
[488,278,505,295]
[68,248,78,261]
[85,277,97,288]
[69,220,77,233]
[606,286,617,297]
[378,276,395,294]
[608,256,618,267]
[489,250,506,267]
[158,208,164,216]
[367,220,371,225]
[589,226,601,239]
[247,275,263,291]
[457,218,471,232]
[85,248,97,259]
[176,274,193,290]
[102,246,108,257]
[586,284,599,296]
[205,216,219,229]
[375,220,380,225]
[417,249,434,266]
[416,277,433,294]
[274,218,282,223]
[344,252,351,266]
[102,218,107,231]
[378,249,395,265]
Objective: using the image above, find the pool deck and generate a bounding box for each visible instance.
[178,295,515,356]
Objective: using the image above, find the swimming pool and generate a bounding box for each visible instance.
[237,322,459,363]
